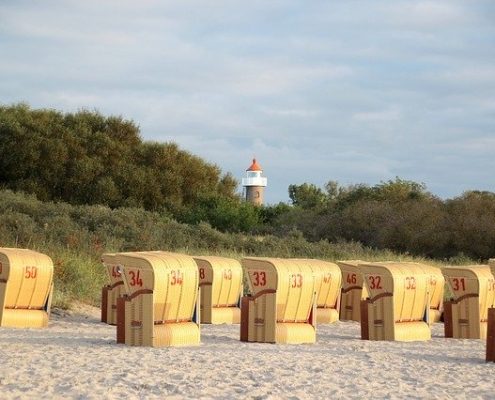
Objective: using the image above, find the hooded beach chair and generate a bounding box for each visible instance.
[115,251,200,347]
[294,258,342,323]
[101,253,124,325]
[0,248,53,328]
[442,265,495,339]
[487,259,495,362]
[240,257,317,344]
[193,256,243,324]
[360,262,431,341]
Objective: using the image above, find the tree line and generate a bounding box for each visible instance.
[272,179,495,261]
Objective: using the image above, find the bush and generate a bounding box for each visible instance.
[0,189,429,307]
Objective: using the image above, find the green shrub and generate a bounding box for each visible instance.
[0,189,443,308]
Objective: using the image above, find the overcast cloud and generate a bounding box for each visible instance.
[1,0,494,203]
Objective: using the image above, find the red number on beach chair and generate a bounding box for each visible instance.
[253,271,266,287]
[323,273,332,284]
[405,277,416,290]
[368,275,382,290]
[129,270,143,287]
[199,268,205,280]
[24,266,37,279]
[223,269,232,280]
[451,278,465,291]
[290,273,303,288]
[346,273,357,284]
[171,270,183,285]
[111,266,120,278]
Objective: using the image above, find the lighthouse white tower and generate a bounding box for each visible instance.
[242,158,267,206]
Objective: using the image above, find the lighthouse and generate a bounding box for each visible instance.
[242,158,267,206]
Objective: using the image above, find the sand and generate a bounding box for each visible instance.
[0,307,493,399]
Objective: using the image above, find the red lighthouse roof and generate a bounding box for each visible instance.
[246,158,263,171]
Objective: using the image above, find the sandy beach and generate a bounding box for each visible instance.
[0,306,492,399]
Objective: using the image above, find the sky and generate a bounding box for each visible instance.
[1,1,494,204]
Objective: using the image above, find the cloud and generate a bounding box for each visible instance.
[385,2,469,29]
[0,0,494,202]
[261,107,318,118]
[352,108,402,123]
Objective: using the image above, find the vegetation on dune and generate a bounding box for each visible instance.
[1,103,493,307]
[0,189,427,307]
[0,103,238,212]
[274,179,495,260]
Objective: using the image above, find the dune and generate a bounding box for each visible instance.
[0,306,491,399]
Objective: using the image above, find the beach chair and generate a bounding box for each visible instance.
[0,248,54,328]
[115,251,200,347]
[379,261,444,324]
[240,257,317,344]
[337,260,368,322]
[193,256,243,324]
[360,262,431,341]
[294,258,342,323]
[418,263,445,324]
[101,253,124,325]
[443,265,495,339]
[487,260,495,361]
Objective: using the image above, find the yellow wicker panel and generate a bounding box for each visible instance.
[394,321,431,341]
[210,307,241,324]
[154,322,200,347]
[0,248,54,328]
[316,308,339,324]
[275,323,316,344]
[1,309,48,328]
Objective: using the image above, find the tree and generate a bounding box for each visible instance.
[0,104,238,214]
[288,183,327,209]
